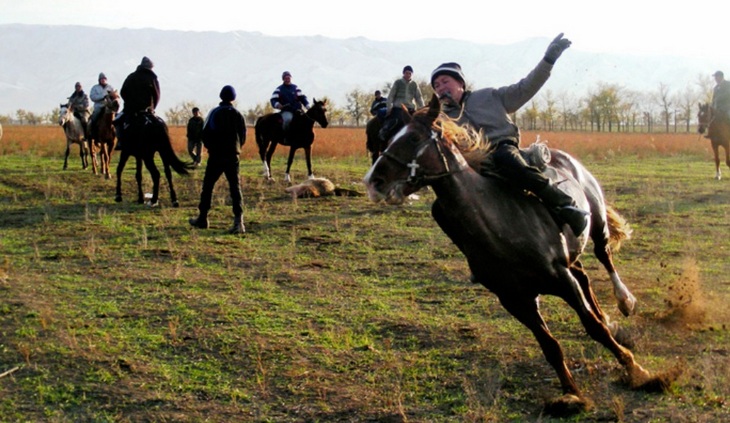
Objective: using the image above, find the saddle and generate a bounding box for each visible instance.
[480,140,579,200]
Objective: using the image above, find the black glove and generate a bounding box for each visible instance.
[544,33,571,64]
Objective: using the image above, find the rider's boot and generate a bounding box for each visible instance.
[189,213,209,229]
[228,215,245,234]
[537,183,590,235]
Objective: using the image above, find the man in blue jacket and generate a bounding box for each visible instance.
[270,71,309,136]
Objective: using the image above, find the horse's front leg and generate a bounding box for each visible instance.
[713,144,722,180]
[63,144,71,170]
[115,152,129,202]
[303,146,314,179]
[162,161,179,207]
[101,145,110,179]
[90,142,98,174]
[81,141,89,169]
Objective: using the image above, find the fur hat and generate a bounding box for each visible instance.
[140,56,154,69]
[403,65,413,73]
[282,71,292,79]
[219,85,236,102]
[430,62,466,88]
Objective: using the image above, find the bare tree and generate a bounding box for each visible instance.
[654,83,674,132]
[345,88,369,127]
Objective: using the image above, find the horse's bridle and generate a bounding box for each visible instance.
[381,129,460,185]
[302,104,326,126]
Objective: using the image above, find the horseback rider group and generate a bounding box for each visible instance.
[67,34,593,236]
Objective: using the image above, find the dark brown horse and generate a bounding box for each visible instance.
[363,96,678,415]
[255,99,328,183]
[365,107,413,165]
[115,112,194,207]
[90,91,120,179]
[697,102,730,180]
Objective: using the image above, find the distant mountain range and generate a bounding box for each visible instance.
[0,24,725,117]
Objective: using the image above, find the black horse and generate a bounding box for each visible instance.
[115,112,194,207]
[365,107,412,165]
[255,99,328,182]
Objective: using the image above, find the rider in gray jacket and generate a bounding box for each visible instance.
[89,72,115,140]
[430,33,589,235]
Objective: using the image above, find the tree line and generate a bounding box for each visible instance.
[1,74,715,133]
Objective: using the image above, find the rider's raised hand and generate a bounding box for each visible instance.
[544,33,572,64]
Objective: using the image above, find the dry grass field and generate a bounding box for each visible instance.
[0,124,728,422]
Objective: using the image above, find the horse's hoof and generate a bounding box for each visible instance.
[626,362,683,392]
[544,394,591,417]
[146,201,159,208]
[172,201,180,208]
[114,196,122,203]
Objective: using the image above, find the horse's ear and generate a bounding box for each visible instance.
[427,94,440,120]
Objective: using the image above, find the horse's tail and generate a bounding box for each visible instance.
[158,123,194,175]
[606,204,632,252]
[254,117,269,160]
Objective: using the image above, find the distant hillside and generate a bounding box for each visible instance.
[0,24,725,116]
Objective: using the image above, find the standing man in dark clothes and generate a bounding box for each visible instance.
[186,107,204,166]
[116,56,161,150]
[189,85,247,234]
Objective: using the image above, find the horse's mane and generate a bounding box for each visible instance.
[426,112,490,169]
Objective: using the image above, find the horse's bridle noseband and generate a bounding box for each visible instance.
[381,129,459,185]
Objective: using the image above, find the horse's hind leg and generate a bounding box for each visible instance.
[142,157,161,207]
[284,147,298,183]
[115,152,129,202]
[162,161,179,207]
[590,219,636,317]
[263,142,277,180]
[135,158,146,204]
[569,261,632,348]
[558,267,673,392]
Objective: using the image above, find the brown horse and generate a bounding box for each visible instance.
[58,103,89,170]
[90,91,120,179]
[363,95,678,415]
[697,102,730,180]
[255,99,328,183]
[365,107,411,165]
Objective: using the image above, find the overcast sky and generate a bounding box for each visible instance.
[1,0,726,60]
